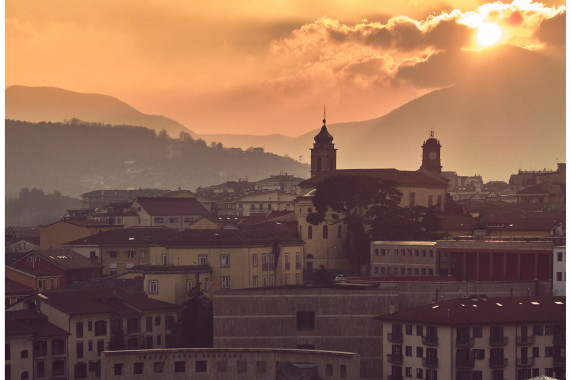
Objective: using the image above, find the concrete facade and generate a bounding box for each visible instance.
[370,242,438,277]
[552,246,566,296]
[101,348,360,380]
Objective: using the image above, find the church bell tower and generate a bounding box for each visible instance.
[310,112,337,178]
[420,130,442,174]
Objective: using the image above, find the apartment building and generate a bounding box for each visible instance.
[553,246,566,296]
[376,296,565,380]
[370,242,439,277]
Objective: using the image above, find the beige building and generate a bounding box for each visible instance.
[40,219,117,249]
[24,288,180,380]
[370,241,439,277]
[101,348,359,380]
[217,191,297,216]
[376,296,566,380]
[132,197,210,230]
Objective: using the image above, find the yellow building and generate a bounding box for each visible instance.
[40,219,118,249]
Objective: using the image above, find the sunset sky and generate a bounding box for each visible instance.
[5,0,566,136]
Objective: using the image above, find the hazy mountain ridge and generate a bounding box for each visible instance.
[6,85,195,138]
[5,120,309,198]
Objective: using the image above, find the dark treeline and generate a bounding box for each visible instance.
[6,188,81,227]
[6,119,309,199]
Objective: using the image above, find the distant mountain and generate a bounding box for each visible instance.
[203,46,566,182]
[5,85,195,138]
[5,120,309,198]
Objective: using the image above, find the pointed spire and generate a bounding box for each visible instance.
[323,105,327,126]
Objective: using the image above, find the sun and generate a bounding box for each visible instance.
[476,23,502,47]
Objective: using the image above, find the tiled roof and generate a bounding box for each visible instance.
[5,278,34,296]
[6,251,27,265]
[129,265,212,273]
[41,219,113,228]
[5,310,69,338]
[40,288,180,316]
[135,197,210,216]
[63,227,179,246]
[299,169,449,188]
[23,249,102,270]
[376,296,565,325]
[6,265,61,277]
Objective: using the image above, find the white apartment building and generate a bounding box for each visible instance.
[376,296,565,380]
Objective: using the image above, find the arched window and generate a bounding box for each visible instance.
[308,225,313,239]
[21,371,29,380]
[322,225,328,239]
[20,350,28,359]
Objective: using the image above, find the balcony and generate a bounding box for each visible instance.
[422,335,438,347]
[489,358,508,369]
[516,336,535,346]
[553,334,566,346]
[422,358,438,369]
[516,357,535,367]
[489,336,508,347]
[455,337,474,348]
[387,333,403,343]
[455,358,475,370]
[387,354,404,365]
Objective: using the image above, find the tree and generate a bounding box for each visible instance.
[307,175,402,273]
[168,283,213,348]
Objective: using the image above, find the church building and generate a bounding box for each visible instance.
[295,118,449,274]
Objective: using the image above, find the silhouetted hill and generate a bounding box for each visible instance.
[203,46,565,181]
[6,85,195,138]
[5,120,309,198]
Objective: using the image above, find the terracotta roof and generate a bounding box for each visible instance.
[20,249,102,270]
[299,169,449,188]
[40,288,180,316]
[135,197,210,216]
[63,227,179,246]
[167,225,303,247]
[376,296,565,325]
[5,278,34,296]
[129,265,212,273]
[5,310,69,338]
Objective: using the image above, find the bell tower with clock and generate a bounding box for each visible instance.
[420,130,442,174]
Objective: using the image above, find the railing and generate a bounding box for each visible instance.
[456,337,474,347]
[489,358,508,368]
[489,336,508,347]
[455,358,475,369]
[422,358,438,369]
[516,357,535,367]
[387,333,403,343]
[422,335,439,347]
[387,354,403,365]
[516,336,535,346]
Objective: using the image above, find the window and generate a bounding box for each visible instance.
[406,324,413,335]
[220,276,230,289]
[88,341,92,352]
[220,254,230,268]
[533,325,544,336]
[557,251,563,261]
[133,363,143,375]
[76,322,83,338]
[148,280,159,294]
[34,341,47,357]
[269,253,275,266]
[184,217,193,223]
[471,371,482,380]
[186,280,193,294]
[323,225,328,239]
[205,278,210,291]
[417,325,423,336]
[296,311,315,331]
[532,347,539,357]
[127,250,135,258]
[416,346,423,357]
[308,225,312,239]
[97,340,104,356]
[198,255,208,265]
[76,342,83,358]
[196,361,207,372]
[405,346,412,356]
[381,249,386,256]
[165,315,175,330]
[253,275,258,287]
[174,361,185,373]
[153,217,164,223]
[285,253,290,269]
[155,316,161,326]
[162,254,167,265]
[406,367,412,377]
[545,347,554,357]
[473,326,482,337]
[146,317,152,332]
[73,362,86,379]
[492,370,503,380]
[326,364,333,376]
[416,368,423,379]
[114,364,123,376]
[21,371,29,380]
[20,350,27,359]
[556,272,563,281]
[252,254,258,267]
[94,320,107,336]
[545,325,554,335]
[168,217,178,223]
[340,365,347,378]
[153,362,164,373]
[108,250,117,258]
[296,252,301,269]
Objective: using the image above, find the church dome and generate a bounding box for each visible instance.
[314,120,334,142]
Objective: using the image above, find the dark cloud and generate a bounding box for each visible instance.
[425,18,472,51]
[535,12,566,46]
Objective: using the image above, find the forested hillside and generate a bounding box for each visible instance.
[5,120,309,198]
